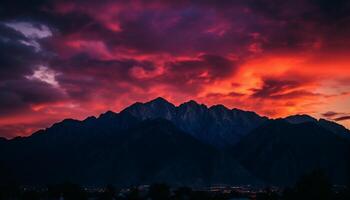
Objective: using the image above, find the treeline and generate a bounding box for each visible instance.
[0,182,231,200]
[1,170,349,200]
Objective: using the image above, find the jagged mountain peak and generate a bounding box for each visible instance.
[84,116,97,122]
[99,110,117,118]
[179,100,208,111]
[121,97,267,147]
[284,114,317,124]
[182,99,199,105]
[53,118,80,127]
[210,104,229,111]
[1,98,349,186]
[124,97,175,110]
[148,96,173,105]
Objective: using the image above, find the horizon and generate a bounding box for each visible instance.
[3,96,348,140]
[1,0,350,138]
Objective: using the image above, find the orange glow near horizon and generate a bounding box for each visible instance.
[2,52,349,138]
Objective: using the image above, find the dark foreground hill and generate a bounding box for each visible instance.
[0,116,257,186]
[0,97,349,186]
[234,119,350,185]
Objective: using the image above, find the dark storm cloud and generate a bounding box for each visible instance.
[1,0,350,137]
[251,79,301,98]
[0,79,66,116]
[248,0,350,50]
[48,53,236,99]
[155,54,237,94]
[166,54,234,79]
[250,77,319,99]
[4,0,347,56]
[48,52,168,102]
[0,22,66,116]
[1,0,349,102]
[112,7,249,55]
[0,24,41,79]
[313,0,350,20]
[0,0,50,19]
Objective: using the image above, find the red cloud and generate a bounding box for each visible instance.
[1,0,350,137]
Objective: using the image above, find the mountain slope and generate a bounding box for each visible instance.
[234,119,350,185]
[121,97,267,147]
[285,115,350,140]
[0,117,257,186]
[1,97,349,186]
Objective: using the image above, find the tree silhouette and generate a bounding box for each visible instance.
[0,183,20,200]
[127,187,141,200]
[47,182,88,200]
[99,184,117,200]
[173,187,192,200]
[283,169,333,200]
[22,190,40,200]
[148,183,170,200]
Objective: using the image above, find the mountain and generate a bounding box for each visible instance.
[0,115,258,186]
[284,114,317,124]
[234,119,350,185]
[285,114,350,140]
[0,97,349,186]
[121,97,268,147]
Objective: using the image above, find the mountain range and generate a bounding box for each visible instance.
[0,97,349,186]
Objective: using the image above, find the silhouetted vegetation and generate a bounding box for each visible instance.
[281,170,332,200]
[148,183,170,200]
[125,187,141,200]
[279,169,350,200]
[0,176,350,200]
[98,184,117,200]
[47,182,88,200]
[0,182,20,200]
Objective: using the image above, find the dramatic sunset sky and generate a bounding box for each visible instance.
[1,0,350,138]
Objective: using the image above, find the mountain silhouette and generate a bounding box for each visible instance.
[121,97,267,147]
[0,97,349,186]
[0,111,257,186]
[234,119,350,185]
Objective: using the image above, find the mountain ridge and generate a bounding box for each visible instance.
[0,117,259,186]
[234,119,350,185]
[121,97,268,147]
[6,97,349,143]
[0,97,349,186]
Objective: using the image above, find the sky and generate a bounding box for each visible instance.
[0,0,350,138]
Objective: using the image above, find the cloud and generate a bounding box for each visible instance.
[0,22,66,118]
[1,0,350,137]
[322,111,342,118]
[250,77,317,99]
[26,65,60,87]
[0,79,66,116]
[206,92,245,98]
[334,116,350,122]
[5,22,52,39]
